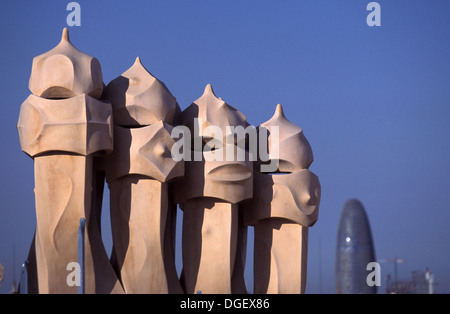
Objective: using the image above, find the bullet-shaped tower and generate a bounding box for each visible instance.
[335,199,377,294]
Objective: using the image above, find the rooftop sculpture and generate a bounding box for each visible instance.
[18,28,121,294]
[17,28,320,294]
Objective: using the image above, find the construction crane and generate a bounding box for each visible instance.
[378,256,403,293]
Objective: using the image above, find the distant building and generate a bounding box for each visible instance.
[335,199,377,294]
[386,269,434,294]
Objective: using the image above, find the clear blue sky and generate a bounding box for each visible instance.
[1,0,449,294]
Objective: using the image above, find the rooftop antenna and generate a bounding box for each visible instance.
[318,236,323,294]
[78,218,86,294]
[11,244,18,293]
[425,268,434,294]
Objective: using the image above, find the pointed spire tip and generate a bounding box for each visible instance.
[203,83,219,98]
[61,27,70,42]
[275,104,285,117]
[205,83,214,93]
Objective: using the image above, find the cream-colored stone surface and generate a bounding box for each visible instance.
[103,57,179,127]
[18,29,321,294]
[175,85,252,294]
[243,169,321,227]
[181,200,238,294]
[103,57,184,294]
[17,94,113,157]
[21,107,122,293]
[181,84,247,145]
[253,220,308,294]
[260,104,314,173]
[33,155,123,294]
[29,28,103,99]
[18,28,122,294]
[173,145,253,205]
[244,104,321,294]
[109,177,173,293]
[105,123,184,293]
[105,122,183,184]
